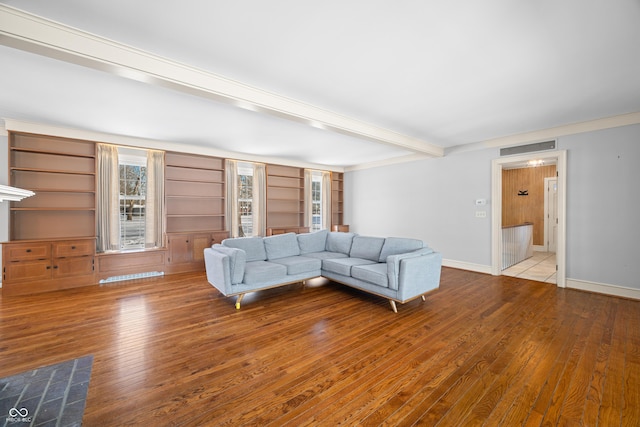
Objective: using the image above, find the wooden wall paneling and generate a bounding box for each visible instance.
[502,165,556,246]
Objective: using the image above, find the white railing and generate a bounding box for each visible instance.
[502,223,533,270]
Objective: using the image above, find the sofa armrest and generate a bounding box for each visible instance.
[395,252,442,301]
[205,244,247,295]
[386,247,434,290]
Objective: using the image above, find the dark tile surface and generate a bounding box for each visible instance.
[0,356,93,427]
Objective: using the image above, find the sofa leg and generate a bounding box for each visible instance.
[421,295,426,302]
[389,300,398,313]
[235,294,245,310]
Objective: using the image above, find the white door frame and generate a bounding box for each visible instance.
[544,176,558,253]
[491,150,567,287]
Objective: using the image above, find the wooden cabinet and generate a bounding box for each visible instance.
[165,231,229,273]
[2,238,96,296]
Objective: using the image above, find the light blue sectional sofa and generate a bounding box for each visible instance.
[204,230,442,312]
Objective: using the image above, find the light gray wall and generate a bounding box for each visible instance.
[560,124,640,288]
[345,147,497,267]
[0,134,8,285]
[345,123,640,290]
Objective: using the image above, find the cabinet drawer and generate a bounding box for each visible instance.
[4,243,51,261]
[53,256,94,278]
[3,260,51,282]
[53,240,95,257]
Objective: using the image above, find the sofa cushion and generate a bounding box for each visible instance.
[243,261,287,285]
[326,232,356,255]
[211,244,246,285]
[297,229,329,254]
[351,263,389,288]
[264,233,300,260]
[323,257,376,276]
[303,251,348,261]
[350,236,385,262]
[222,237,267,262]
[378,237,425,262]
[270,256,321,275]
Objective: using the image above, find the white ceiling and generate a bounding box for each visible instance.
[1,0,639,169]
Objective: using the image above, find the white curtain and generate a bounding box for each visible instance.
[322,171,332,230]
[145,150,164,248]
[253,163,266,237]
[303,169,313,228]
[96,144,120,252]
[225,159,240,237]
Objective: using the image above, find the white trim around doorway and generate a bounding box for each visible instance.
[491,149,567,288]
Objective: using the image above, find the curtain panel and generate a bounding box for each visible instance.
[303,169,313,228]
[145,150,165,248]
[225,160,240,237]
[322,171,332,231]
[253,163,267,237]
[96,144,120,252]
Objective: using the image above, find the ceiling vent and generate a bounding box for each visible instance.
[500,140,556,156]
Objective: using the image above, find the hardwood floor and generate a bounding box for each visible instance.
[1,268,638,426]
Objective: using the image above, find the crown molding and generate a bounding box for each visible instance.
[2,118,345,172]
[0,4,443,159]
[483,112,640,148]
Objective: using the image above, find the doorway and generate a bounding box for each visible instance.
[491,150,567,288]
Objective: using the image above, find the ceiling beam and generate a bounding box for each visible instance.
[0,5,444,157]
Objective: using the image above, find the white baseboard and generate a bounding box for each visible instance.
[442,259,492,275]
[566,278,640,300]
[533,245,546,252]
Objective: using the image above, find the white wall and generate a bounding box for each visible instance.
[560,124,640,289]
[346,123,640,293]
[345,147,497,268]
[0,134,8,285]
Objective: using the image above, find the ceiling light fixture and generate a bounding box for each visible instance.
[527,159,544,167]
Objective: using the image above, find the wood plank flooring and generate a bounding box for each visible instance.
[0,268,638,426]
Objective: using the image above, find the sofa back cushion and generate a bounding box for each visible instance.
[297,229,329,254]
[222,236,267,262]
[378,237,425,262]
[350,236,385,262]
[326,232,356,255]
[264,232,301,260]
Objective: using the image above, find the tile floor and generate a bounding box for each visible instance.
[502,251,557,284]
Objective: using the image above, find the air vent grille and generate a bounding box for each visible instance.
[500,140,556,156]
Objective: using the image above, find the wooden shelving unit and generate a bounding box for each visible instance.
[331,172,344,228]
[164,152,228,273]
[9,132,96,240]
[266,164,305,229]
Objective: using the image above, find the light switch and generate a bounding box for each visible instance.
[475,211,487,218]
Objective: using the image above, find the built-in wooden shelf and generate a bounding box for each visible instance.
[8,132,97,241]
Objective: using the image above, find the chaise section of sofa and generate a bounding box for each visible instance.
[204,230,442,312]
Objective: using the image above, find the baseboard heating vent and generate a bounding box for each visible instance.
[500,140,556,156]
[99,271,165,284]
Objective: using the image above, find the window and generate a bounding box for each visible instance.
[118,148,147,249]
[237,162,254,237]
[311,173,322,232]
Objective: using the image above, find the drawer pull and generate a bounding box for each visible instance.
[46,266,51,270]
[71,246,76,250]
[26,249,32,253]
